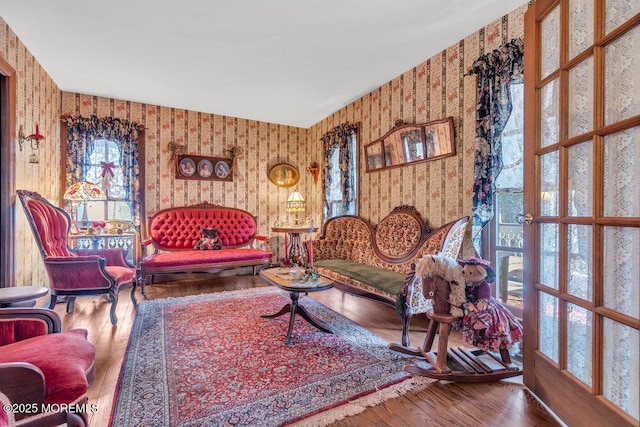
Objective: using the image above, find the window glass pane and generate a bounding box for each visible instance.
[604,25,640,125]
[603,226,640,319]
[602,317,639,420]
[540,151,559,216]
[325,132,357,219]
[540,79,559,147]
[541,6,560,79]
[568,141,593,216]
[567,225,592,301]
[605,0,640,34]
[566,303,593,387]
[539,292,559,363]
[496,251,523,307]
[568,56,594,138]
[568,0,594,60]
[539,223,559,290]
[604,127,640,217]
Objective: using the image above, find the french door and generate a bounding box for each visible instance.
[523,1,639,426]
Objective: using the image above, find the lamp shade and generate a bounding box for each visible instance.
[63,181,107,202]
[286,191,306,213]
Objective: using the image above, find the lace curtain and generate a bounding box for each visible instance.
[469,38,524,254]
[320,123,357,220]
[64,115,142,221]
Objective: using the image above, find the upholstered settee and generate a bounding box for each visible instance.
[0,308,96,427]
[138,202,272,297]
[312,206,468,347]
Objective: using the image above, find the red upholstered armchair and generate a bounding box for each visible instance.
[17,190,137,325]
[0,308,96,427]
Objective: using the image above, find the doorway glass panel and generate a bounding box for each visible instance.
[568,57,594,138]
[539,223,559,290]
[603,127,640,217]
[566,302,593,387]
[539,291,559,363]
[605,0,640,35]
[602,317,639,420]
[540,6,560,80]
[603,226,640,319]
[540,151,559,216]
[568,0,593,60]
[604,25,640,125]
[540,79,559,147]
[567,141,593,216]
[567,224,592,301]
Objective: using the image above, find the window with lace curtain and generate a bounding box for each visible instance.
[321,123,358,220]
[79,138,132,223]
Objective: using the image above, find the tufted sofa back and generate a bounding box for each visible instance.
[147,203,258,251]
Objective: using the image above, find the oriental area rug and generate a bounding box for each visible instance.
[110,287,431,427]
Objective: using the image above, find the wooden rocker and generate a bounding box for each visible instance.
[392,275,522,382]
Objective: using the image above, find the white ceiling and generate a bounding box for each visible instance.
[2,0,527,128]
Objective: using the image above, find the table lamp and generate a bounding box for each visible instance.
[63,181,107,229]
[286,191,305,226]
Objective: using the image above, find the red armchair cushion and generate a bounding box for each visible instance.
[0,329,95,404]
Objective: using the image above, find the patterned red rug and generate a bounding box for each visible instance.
[110,287,429,426]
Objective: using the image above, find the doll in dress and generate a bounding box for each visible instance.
[457,257,523,355]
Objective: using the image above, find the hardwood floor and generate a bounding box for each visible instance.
[47,273,562,427]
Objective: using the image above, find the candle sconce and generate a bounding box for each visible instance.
[18,124,45,152]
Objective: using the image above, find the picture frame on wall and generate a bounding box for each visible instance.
[268,163,299,188]
[176,154,233,181]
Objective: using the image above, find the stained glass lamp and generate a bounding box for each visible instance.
[63,181,107,228]
[286,191,305,226]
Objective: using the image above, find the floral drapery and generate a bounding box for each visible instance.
[64,115,142,221]
[320,123,358,220]
[469,38,524,254]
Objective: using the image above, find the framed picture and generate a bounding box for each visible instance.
[365,117,455,173]
[268,163,299,187]
[176,154,232,181]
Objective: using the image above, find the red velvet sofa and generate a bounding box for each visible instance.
[137,202,272,297]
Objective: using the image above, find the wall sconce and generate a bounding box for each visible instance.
[18,124,45,152]
[307,161,319,184]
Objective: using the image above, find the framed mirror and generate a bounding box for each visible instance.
[365,117,455,172]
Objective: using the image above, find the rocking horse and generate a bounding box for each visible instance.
[391,255,523,382]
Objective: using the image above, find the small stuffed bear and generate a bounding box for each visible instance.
[456,257,523,354]
[194,227,223,250]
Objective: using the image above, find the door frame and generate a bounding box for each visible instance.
[0,55,16,288]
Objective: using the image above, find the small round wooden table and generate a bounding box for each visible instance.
[260,267,334,344]
[0,286,49,308]
[271,225,317,265]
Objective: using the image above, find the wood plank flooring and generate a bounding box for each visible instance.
[48,273,563,427]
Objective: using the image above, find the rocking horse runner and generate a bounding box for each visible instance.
[393,254,523,382]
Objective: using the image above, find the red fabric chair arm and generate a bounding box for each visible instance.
[0,362,46,408]
[76,248,132,267]
[44,257,114,291]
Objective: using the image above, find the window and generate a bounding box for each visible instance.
[324,127,357,219]
[485,82,524,316]
[79,138,132,223]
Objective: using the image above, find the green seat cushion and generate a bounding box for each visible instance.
[314,259,406,296]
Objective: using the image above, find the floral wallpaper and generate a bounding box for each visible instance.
[2,4,527,286]
[307,6,527,258]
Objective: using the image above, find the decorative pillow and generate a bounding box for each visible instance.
[194,227,222,250]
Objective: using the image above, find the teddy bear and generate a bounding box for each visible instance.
[194,227,223,250]
[456,257,523,354]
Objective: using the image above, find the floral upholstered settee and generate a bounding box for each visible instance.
[138,202,272,297]
[312,206,468,347]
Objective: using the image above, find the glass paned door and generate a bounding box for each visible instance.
[524,1,639,426]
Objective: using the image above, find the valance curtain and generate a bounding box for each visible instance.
[320,123,357,220]
[469,38,524,254]
[64,115,142,222]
